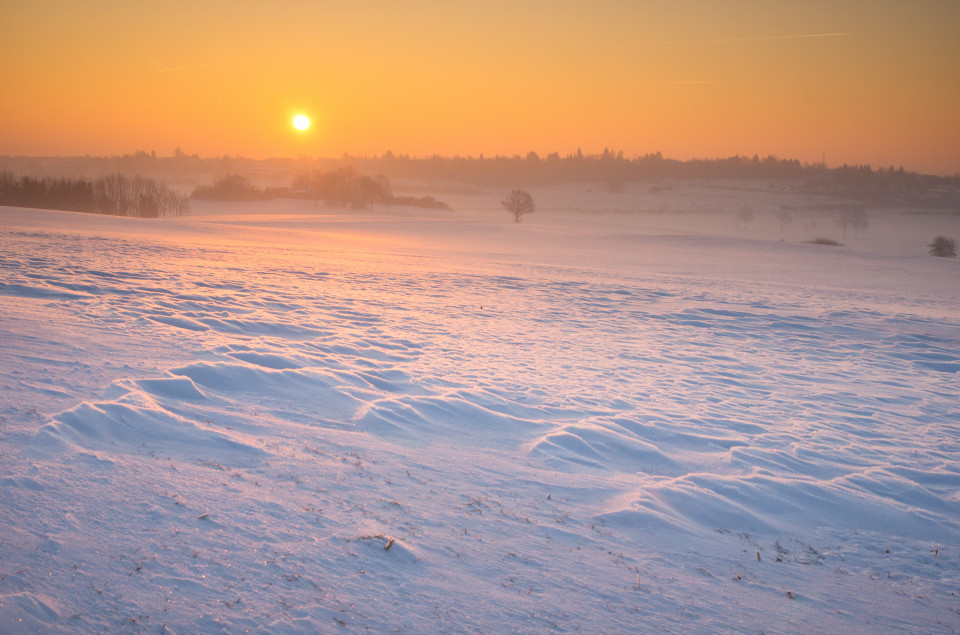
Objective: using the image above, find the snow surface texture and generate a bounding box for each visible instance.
[1,183,959,633]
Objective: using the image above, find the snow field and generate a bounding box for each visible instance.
[1,184,959,632]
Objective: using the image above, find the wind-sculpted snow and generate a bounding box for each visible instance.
[528,304,960,534]
[2,202,960,633]
[35,384,265,463]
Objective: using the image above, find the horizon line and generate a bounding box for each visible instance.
[2,150,949,177]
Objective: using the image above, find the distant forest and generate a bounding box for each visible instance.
[2,148,958,210]
[0,172,189,217]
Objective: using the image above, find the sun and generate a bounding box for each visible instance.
[293,114,310,131]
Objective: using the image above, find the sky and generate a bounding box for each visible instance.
[2,0,958,175]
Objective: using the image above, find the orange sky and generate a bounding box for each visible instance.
[2,1,958,175]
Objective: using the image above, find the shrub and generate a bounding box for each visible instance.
[807,237,842,246]
[928,236,957,258]
[390,195,451,210]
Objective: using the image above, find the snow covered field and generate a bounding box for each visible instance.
[2,181,959,633]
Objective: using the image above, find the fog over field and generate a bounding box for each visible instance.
[2,179,959,632]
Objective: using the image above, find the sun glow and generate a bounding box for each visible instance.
[293,114,310,131]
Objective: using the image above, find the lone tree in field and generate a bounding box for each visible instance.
[502,189,535,223]
[776,209,793,236]
[837,206,869,238]
[928,236,957,258]
[736,204,755,231]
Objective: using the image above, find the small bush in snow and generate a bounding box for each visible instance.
[928,236,957,258]
[807,237,842,246]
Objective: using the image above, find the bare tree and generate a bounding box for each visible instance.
[852,208,870,237]
[837,206,869,238]
[736,204,754,231]
[1,172,187,217]
[372,174,393,211]
[95,173,132,215]
[502,189,535,223]
[928,236,957,257]
[291,170,322,206]
[776,209,793,236]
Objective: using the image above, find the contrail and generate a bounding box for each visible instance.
[635,32,849,47]
[148,58,182,76]
[149,59,233,74]
[147,58,220,102]
[148,58,232,75]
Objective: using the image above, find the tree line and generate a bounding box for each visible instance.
[3,150,957,210]
[0,172,189,217]
[368,150,814,185]
[365,152,957,205]
[192,169,450,211]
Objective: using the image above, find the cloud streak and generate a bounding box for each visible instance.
[636,32,849,47]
